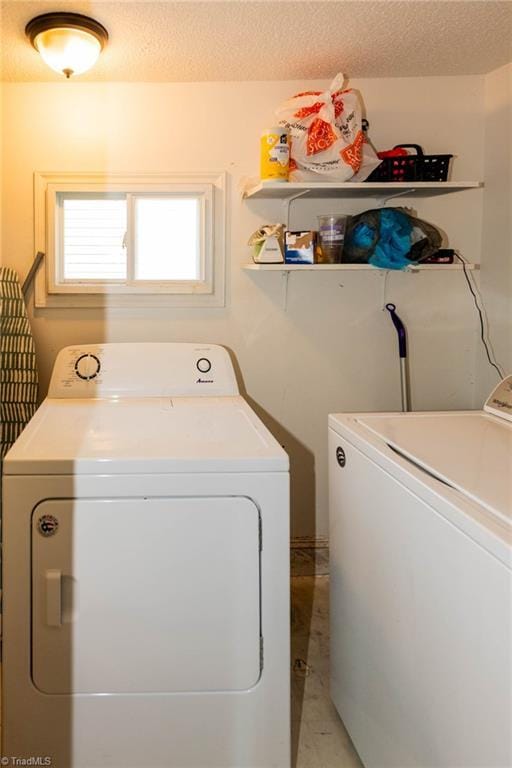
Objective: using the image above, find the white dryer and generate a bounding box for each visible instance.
[329,379,512,768]
[2,343,290,768]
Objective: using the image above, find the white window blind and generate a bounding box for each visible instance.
[62,197,127,281]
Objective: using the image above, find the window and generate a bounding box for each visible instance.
[34,172,226,308]
[58,194,201,284]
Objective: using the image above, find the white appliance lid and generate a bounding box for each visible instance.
[354,412,512,523]
[4,396,288,475]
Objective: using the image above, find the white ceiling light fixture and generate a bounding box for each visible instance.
[25,12,108,79]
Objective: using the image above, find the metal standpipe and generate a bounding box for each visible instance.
[385,303,411,412]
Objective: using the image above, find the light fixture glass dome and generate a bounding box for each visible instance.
[25,13,108,78]
[34,27,102,77]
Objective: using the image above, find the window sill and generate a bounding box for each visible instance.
[36,291,225,309]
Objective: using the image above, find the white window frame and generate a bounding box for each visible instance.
[34,172,226,308]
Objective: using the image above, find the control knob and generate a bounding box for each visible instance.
[196,358,212,374]
[75,354,101,381]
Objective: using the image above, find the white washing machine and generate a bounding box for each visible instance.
[329,378,512,768]
[2,343,290,768]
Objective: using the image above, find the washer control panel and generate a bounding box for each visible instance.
[48,343,239,398]
[484,375,512,423]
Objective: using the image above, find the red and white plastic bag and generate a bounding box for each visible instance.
[276,73,380,182]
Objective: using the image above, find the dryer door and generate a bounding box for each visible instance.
[32,496,261,694]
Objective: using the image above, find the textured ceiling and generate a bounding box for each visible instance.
[1,0,511,82]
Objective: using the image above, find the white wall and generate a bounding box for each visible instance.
[477,63,512,401]
[1,75,485,540]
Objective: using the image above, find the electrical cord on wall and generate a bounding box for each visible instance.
[456,252,505,380]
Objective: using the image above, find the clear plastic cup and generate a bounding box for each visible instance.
[317,215,349,263]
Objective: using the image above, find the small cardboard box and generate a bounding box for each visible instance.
[285,231,316,264]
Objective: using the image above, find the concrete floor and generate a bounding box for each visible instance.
[291,575,363,768]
